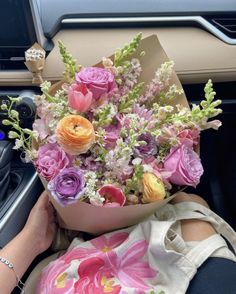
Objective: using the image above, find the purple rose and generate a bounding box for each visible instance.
[76,67,116,101]
[35,143,72,181]
[164,144,203,187]
[48,167,85,207]
[134,133,158,158]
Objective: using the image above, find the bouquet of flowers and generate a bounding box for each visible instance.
[2,34,222,234]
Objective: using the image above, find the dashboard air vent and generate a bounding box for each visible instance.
[212,18,236,38]
[0,48,27,70]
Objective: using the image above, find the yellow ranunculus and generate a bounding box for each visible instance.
[141,173,166,203]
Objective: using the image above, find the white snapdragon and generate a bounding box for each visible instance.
[156,61,174,85]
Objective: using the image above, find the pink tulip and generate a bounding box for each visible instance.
[98,184,126,207]
[68,83,93,112]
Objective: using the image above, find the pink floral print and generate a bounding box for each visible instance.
[60,232,129,263]
[36,232,157,293]
[74,257,121,293]
[36,260,74,294]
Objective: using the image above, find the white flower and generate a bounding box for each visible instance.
[165,84,183,100]
[205,119,222,130]
[143,164,153,173]
[13,139,23,150]
[25,48,45,61]
[102,57,113,67]
[156,60,174,84]
[132,157,142,165]
[89,192,105,206]
[83,172,105,206]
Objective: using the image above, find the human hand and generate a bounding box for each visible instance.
[22,191,57,255]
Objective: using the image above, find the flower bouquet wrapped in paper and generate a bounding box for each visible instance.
[24,43,46,85]
[2,34,222,234]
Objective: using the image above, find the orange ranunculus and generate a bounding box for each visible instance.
[56,115,95,155]
[141,173,166,203]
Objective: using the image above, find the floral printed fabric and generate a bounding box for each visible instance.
[36,202,236,294]
[36,232,158,294]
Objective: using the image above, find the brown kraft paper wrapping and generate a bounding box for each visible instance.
[38,35,191,234]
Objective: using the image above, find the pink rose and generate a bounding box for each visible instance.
[76,67,116,101]
[164,144,203,187]
[35,143,72,181]
[68,83,93,112]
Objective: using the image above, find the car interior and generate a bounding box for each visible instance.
[0,0,236,291]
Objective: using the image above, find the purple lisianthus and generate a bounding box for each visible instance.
[48,167,85,207]
[134,133,158,158]
[164,144,203,187]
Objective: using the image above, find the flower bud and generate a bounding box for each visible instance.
[141,173,166,203]
[126,194,139,205]
[22,128,33,135]
[1,104,8,110]
[10,110,19,119]
[8,131,19,139]
[12,123,20,130]
[2,119,11,125]
[9,97,22,102]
